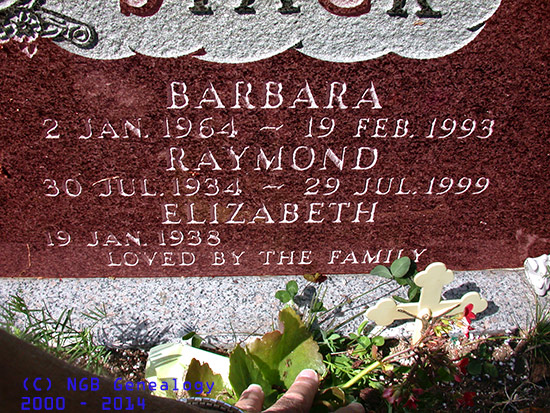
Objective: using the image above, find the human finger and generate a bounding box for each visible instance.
[335,402,365,413]
[234,384,264,413]
[264,369,319,412]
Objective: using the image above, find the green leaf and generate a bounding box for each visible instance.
[407,285,420,301]
[191,335,203,348]
[357,319,369,336]
[246,307,326,392]
[275,290,291,303]
[185,358,230,399]
[286,281,299,297]
[358,336,371,349]
[484,362,499,378]
[182,331,204,348]
[370,265,392,278]
[372,336,385,347]
[229,345,275,404]
[393,295,408,303]
[311,301,326,312]
[436,366,453,382]
[416,368,433,389]
[467,358,483,376]
[390,257,411,278]
[313,387,347,411]
[182,331,195,340]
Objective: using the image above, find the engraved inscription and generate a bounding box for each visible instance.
[29,78,499,274]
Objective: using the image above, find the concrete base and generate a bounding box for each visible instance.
[1,268,547,349]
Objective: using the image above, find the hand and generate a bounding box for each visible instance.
[235,369,365,413]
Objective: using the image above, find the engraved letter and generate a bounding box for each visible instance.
[290,81,319,109]
[325,82,348,109]
[352,147,378,170]
[228,146,249,171]
[161,203,182,224]
[262,82,284,109]
[196,83,226,109]
[232,81,256,109]
[255,147,284,171]
[291,146,315,171]
[352,201,378,223]
[353,82,382,109]
[167,147,190,171]
[281,203,299,224]
[168,82,189,109]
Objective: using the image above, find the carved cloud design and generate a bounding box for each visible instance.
[47,0,501,63]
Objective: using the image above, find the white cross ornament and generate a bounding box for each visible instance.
[366,262,488,343]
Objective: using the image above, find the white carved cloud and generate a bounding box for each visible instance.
[49,0,501,63]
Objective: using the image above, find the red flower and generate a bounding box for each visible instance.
[463,304,476,323]
[411,388,424,396]
[382,387,396,404]
[382,387,402,405]
[404,395,418,410]
[457,391,475,407]
[457,357,469,375]
[461,304,476,337]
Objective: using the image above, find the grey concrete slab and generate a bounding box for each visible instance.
[1,268,548,349]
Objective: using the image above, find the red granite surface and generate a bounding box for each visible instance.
[0,0,548,277]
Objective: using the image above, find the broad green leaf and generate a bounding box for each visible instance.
[358,336,371,348]
[229,345,274,403]
[370,265,392,278]
[182,332,204,348]
[286,281,299,297]
[275,290,291,303]
[182,331,195,340]
[372,336,385,346]
[185,358,231,399]
[247,307,326,390]
[390,257,411,278]
[191,335,203,348]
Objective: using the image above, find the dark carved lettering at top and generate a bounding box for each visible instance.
[115,0,442,18]
[120,0,164,17]
[387,0,442,18]
[318,0,371,17]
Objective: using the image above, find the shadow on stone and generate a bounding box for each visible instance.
[100,319,179,350]
[444,282,481,298]
[294,285,317,306]
[477,301,499,320]
[443,283,499,320]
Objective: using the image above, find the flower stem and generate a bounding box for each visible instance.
[341,360,382,389]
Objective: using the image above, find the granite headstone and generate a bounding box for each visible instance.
[0,0,548,277]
